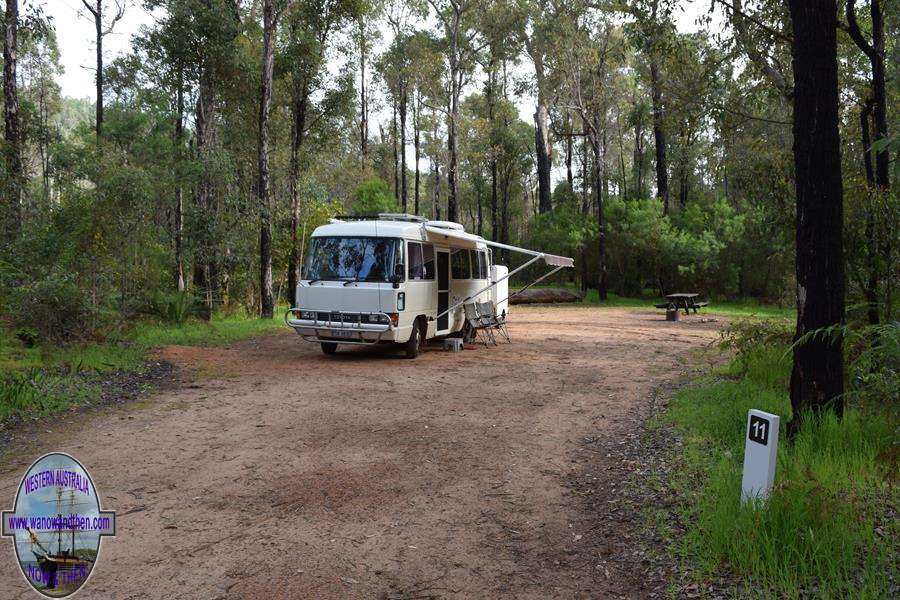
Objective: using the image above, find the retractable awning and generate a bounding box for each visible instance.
[423,225,575,268]
[423,224,575,322]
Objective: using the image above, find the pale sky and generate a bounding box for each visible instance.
[46,0,720,100]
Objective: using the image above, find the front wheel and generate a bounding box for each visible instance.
[405,319,424,359]
[321,342,338,355]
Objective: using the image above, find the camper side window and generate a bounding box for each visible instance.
[474,250,489,279]
[408,242,435,280]
[451,248,470,279]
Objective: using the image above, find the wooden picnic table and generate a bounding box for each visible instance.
[657,293,709,314]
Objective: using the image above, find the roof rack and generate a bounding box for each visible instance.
[332,213,428,223]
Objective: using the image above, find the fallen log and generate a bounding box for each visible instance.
[509,288,585,305]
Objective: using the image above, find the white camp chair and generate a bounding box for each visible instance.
[478,301,511,343]
[464,302,496,346]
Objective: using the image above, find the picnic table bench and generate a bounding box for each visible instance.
[655,293,708,314]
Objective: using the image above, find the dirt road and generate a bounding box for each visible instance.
[0,307,720,599]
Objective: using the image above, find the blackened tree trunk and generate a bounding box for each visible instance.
[649,60,668,214]
[787,0,845,432]
[581,128,589,293]
[534,101,552,213]
[257,0,276,318]
[3,0,21,238]
[392,98,399,201]
[193,40,215,318]
[487,54,498,240]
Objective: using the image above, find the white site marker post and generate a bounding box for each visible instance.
[741,409,780,504]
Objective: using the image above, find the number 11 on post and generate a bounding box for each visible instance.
[741,409,780,504]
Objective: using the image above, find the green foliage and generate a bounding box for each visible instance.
[149,291,197,324]
[664,322,897,598]
[5,273,97,343]
[351,178,400,214]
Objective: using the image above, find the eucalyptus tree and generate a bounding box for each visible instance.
[786,0,846,431]
[477,0,524,238]
[282,0,365,299]
[425,0,485,222]
[3,0,21,237]
[79,0,126,138]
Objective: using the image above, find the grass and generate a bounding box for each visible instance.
[522,283,795,319]
[663,343,898,598]
[0,309,287,424]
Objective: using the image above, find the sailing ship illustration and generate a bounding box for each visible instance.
[24,488,94,591]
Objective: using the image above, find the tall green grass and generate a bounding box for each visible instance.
[666,343,898,598]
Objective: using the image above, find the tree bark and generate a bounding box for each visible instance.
[399,84,408,211]
[257,0,276,318]
[413,91,421,215]
[487,52,498,240]
[392,98,399,201]
[534,102,552,213]
[358,17,368,161]
[591,112,607,300]
[3,0,21,238]
[649,60,668,214]
[787,0,845,432]
[174,69,185,292]
[288,76,310,306]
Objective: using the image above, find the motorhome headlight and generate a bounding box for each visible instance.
[371,314,389,324]
[298,310,316,320]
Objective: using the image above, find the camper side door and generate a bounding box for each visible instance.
[405,241,437,337]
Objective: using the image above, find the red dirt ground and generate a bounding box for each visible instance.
[0,306,720,599]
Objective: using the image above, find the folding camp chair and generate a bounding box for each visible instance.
[464,302,496,346]
[478,301,511,343]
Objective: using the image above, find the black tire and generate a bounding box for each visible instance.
[321,342,338,355]
[405,319,424,359]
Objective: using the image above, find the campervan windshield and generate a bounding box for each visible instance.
[304,236,400,282]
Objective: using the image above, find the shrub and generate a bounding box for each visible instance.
[6,274,97,343]
[351,178,400,215]
[149,291,197,325]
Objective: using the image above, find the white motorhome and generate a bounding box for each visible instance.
[285,214,573,357]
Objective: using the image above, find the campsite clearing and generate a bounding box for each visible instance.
[0,306,720,599]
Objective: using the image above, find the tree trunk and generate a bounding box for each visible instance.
[399,84,408,211]
[193,21,216,318]
[257,0,275,319]
[591,113,607,300]
[288,76,310,305]
[633,112,644,198]
[859,100,879,326]
[94,1,103,137]
[413,91,421,215]
[3,0,21,238]
[787,0,845,432]
[392,98,399,201]
[581,127,589,292]
[174,70,185,292]
[649,61,668,214]
[487,53,498,240]
[566,127,573,189]
[534,102,552,213]
[358,17,368,161]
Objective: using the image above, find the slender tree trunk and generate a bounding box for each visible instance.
[174,71,185,291]
[413,91,421,215]
[859,100,879,326]
[566,127,573,190]
[358,17,368,161]
[581,127,589,292]
[392,98,399,201]
[399,84,408,211]
[3,0,22,238]
[787,0,845,432]
[649,60,668,214]
[288,76,310,304]
[487,53,498,240]
[94,1,103,137]
[193,24,216,318]
[257,0,276,318]
[633,113,644,198]
[592,112,607,300]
